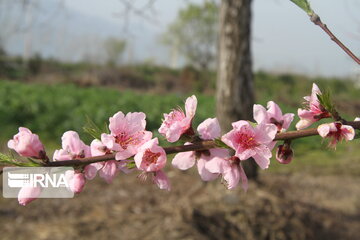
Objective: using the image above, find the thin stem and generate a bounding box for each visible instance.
[43,121,360,168]
[310,14,360,65]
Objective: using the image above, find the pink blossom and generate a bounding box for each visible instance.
[53,131,91,161]
[8,127,46,159]
[276,144,293,164]
[18,186,42,206]
[135,138,166,172]
[159,95,197,142]
[254,101,294,132]
[172,118,225,181]
[134,138,170,191]
[296,83,331,130]
[205,156,248,191]
[221,121,277,169]
[65,170,86,194]
[85,136,120,183]
[107,112,152,160]
[317,122,355,148]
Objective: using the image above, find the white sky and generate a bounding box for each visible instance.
[14,0,360,77]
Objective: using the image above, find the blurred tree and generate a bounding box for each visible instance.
[104,37,127,67]
[161,1,218,72]
[216,0,257,179]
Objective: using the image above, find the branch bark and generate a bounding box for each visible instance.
[43,120,360,168]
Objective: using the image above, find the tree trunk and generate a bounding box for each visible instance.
[216,0,257,179]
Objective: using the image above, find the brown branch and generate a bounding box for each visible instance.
[43,121,360,168]
[310,14,360,65]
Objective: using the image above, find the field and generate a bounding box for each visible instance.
[0,75,360,239]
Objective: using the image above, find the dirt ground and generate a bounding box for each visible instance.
[0,168,359,240]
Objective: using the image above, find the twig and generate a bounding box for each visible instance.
[310,13,360,65]
[43,120,360,168]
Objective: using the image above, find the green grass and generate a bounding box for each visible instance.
[0,80,214,145]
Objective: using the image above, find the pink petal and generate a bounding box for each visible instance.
[253,153,270,169]
[101,134,121,152]
[99,160,118,183]
[310,83,321,103]
[53,149,72,161]
[253,104,268,124]
[185,95,197,119]
[254,123,277,144]
[341,125,355,141]
[84,162,103,180]
[115,147,137,160]
[109,111,126,135]
[154,170,171,191]
[296,119,314,130]
[317,124,331,138]
[223,164,240,190]
[172,151,196,170]
[238,164,248,192]
[166,121,184,142]
[267,101,283,120]
[125,112,147,134]
[65,171,86,194]
[61,131,84,155]
[7,139,15,149]
[231,120,250,130]
[197,118,221,140]
[282,113,295,130]
[237,148,256,160]
[221,129,238,150]
[18,186,42,206]
[204,148,230,174]
[197,157,219,181]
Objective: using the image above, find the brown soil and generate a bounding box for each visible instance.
[0,169,359,240]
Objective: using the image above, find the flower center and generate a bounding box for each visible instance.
[115,131,143,149]
[235,131,258,149]
[143,149,161,166]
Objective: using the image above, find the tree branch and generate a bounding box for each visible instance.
[310,14,360,65]
[43,120,360,168]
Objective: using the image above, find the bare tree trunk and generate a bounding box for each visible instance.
[216,0,258,178]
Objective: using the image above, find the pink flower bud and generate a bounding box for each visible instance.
[276,144,293,164]
[8,127,46,159]
[18,186,42,206]
[65,171,86,194]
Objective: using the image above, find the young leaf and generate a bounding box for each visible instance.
[290,0,313,15]
[83,115,104,140]
[214,138,230,149]
[316,90,336,115]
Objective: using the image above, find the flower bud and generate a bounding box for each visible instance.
[8,127,46,159]
[18,186,42,206]
[276,143,293,164]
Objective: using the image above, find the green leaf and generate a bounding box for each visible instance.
[214,138,230,149]
[0,153,41,167]
[316,89,336,115]
[83,115,106,140]
[290,0,313,15]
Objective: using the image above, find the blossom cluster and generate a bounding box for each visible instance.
[6,83,357,206]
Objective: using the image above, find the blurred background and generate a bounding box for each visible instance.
[0,0,359,239]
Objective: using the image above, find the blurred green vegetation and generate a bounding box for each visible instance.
[1,71,360,175]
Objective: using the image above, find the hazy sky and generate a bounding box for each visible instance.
[5,0,360,77]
